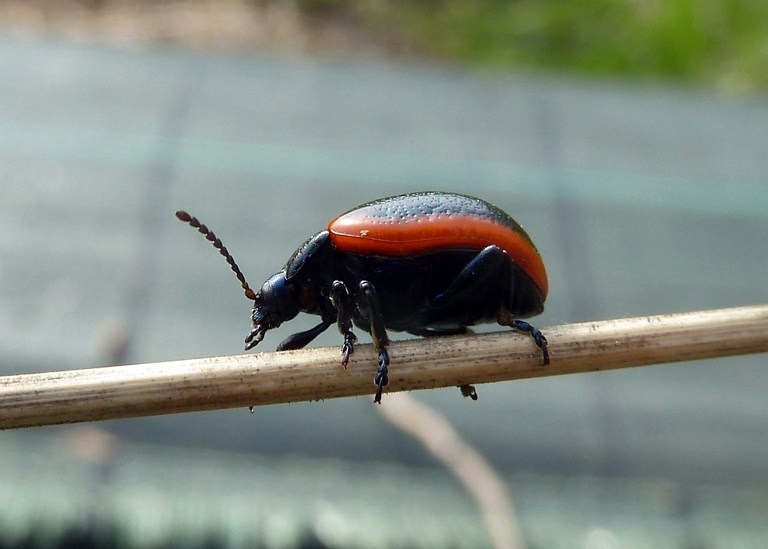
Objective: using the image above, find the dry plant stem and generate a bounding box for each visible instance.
[378,393,526,549]
[1,304,767,429]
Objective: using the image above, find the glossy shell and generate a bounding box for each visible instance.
[327,192,548,297]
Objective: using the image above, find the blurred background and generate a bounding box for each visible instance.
[1,1,768,547]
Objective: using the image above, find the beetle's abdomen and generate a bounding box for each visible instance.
[327,192,548,298]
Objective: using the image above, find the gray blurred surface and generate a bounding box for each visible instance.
[1,35,768,546]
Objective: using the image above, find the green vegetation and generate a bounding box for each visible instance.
[306,0,768,92]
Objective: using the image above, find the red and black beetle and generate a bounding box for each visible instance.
[176,191,549,403]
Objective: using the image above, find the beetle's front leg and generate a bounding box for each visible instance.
[359,280,390,403]
[276,318,333,351]
[329,280,357,368]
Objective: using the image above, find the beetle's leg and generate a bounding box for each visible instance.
[431,245,548,398]
[498,311,550,366]
[430,245,506,308]
[330,280,357,368]
[359,280,390,404]
[433,244,549,364]
[427,245,505,400]
[276,319,333,351]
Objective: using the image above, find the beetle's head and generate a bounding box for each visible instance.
[244,272,301,350]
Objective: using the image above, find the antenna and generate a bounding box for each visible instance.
[175,211,257,301]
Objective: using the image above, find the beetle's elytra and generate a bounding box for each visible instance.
[176,191,549,403]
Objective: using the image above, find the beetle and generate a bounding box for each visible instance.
[176,191,549,403]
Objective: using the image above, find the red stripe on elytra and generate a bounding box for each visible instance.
[328,213,548,297]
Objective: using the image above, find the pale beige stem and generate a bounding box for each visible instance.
[1,304,767,429]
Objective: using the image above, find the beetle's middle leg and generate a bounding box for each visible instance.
[329,280,357,367]
[359,280,390,403]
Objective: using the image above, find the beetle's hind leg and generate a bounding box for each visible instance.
[359,280,390,403]
[498,311,550,365]
[330,280,357,368]
[428,245,509,401]
[430,245,506,309]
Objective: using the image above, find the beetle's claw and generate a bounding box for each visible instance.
[340,346,352,369]
[373,375,387,404]
[529,329,549,365]
[340,332,357,368]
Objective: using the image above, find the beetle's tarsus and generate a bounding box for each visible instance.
[504,318,549,365]
[373,349,389,404]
